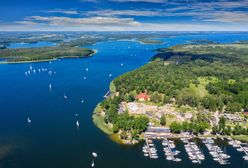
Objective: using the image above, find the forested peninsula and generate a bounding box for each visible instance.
[93,43,248,144]
[0,47,95,63]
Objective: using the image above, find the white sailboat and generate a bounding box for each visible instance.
[109,74,112,77]
[64,94,68,99]
[76,120,79,127]
[81,99,84,103]
[83,76,87,80]
[85,68,89,72]
[91,160,95,167]
[120,63,124,66]
[27,117,31,123]
[92,152,98,158]
[49,84,52,90]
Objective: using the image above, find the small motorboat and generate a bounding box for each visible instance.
[76,120,79,127]
[27,117,31,123]
[92,152,97,157]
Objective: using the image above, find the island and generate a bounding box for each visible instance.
[138,38,164,44]
[0,47,95,63]
[93,43,248,144]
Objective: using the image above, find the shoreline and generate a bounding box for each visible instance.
[0,49,97,64]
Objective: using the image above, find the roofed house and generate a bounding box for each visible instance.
[244,108,248,115]
[136,92,150,101]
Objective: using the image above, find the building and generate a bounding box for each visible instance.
[136,92,150,101]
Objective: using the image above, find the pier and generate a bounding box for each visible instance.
[228,138,248,160]
[203,138,230,165]
[162,138,181,162]
[103,91,110,98]
[142,138,158,159]
[184,140,204,164]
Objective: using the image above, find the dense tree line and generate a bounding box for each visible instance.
[113,44,248,113]
[0,47,94,62]
[212,116,248,135]
[169,121,210,135]
[100,96,149,140]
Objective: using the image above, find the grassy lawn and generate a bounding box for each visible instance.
[232,135,248,143]
[109,81,116,93]
[92,104,113,135]
[189,77,210,98]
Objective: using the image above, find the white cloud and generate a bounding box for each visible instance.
[110,0,165,3]
[86,9,162,16]
[26,16,141,26]
[1,22,247,31]
[79,0,97,2]
[45,9,79,15]
[202,11,248,23]
[15,21,38,25]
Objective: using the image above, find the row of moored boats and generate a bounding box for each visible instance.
[142,137,248,164]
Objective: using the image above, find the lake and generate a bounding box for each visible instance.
[0,32,248,168]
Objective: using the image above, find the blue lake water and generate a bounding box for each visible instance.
[8,41,57,48]
[0,32,248,168]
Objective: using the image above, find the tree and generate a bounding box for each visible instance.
[150,91,162,103]
[170,122,182,133]
[212,125,219,134]
[160,114,166,126]
[226,102,242,113]
[218,116,226,134]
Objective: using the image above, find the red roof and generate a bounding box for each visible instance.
[136,92,150,101]
[244,112,248,115]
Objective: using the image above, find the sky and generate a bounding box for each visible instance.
[0,0,248,31]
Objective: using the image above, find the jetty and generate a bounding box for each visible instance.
[203,138,230,165]
[228,138,248,160]
[142,138,158,159]
[103,91,111,98]
[184,140,205,164]
[162,138,181,162]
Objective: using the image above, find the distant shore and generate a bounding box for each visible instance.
[0,49,97,64]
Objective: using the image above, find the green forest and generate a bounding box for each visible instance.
[113,44,248,113]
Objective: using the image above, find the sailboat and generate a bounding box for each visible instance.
[91,160,95,167]
[81,99,84,103]
[49,84,52,90]
[85,68,89,72]
[27,117,31,123]
[83,76,87,80]
[92,152,98,158]
[76,120,79,127]
[120,63,124,66]
[109,74,112,77]
[64,94,68,99]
